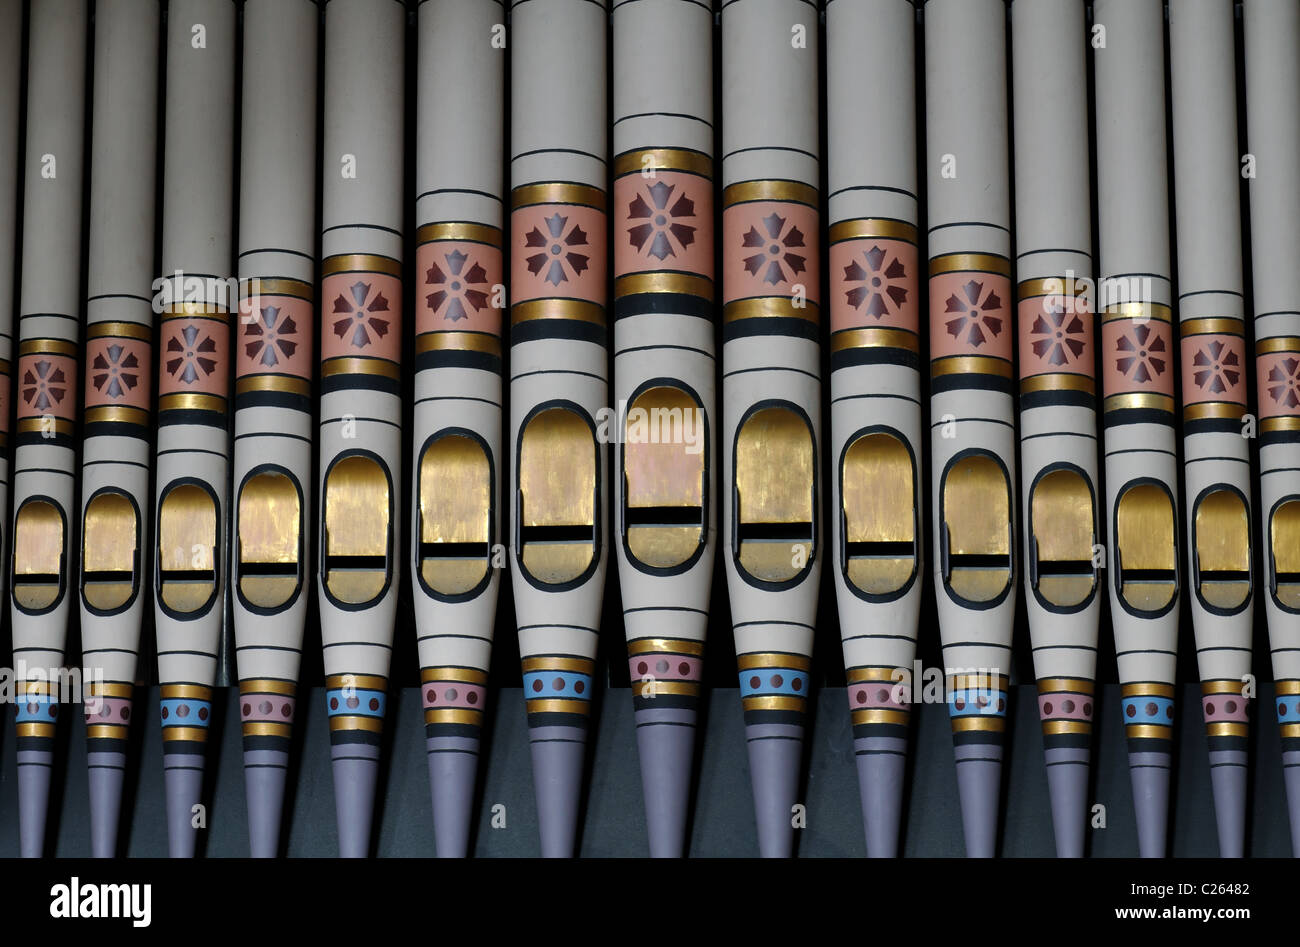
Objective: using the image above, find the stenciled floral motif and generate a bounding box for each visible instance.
[742,212,807,285]
[524,213,590,287]
[626,181,696,261]
[1029,304,1087,367]
[91,344,141,399]
[426,249,491,322]
[244,305,299,367]
[331,280,392,349]
[1266,356,1300,410]
[22,360,67,411]
[165,325,220,384]
[1114,322,1167,383]
[943,279,1004,347]
[1190,339,1241,394]
[843,245,908,318]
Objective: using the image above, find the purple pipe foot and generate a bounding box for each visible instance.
[164,751,205,857]
[954,742,1002,857]
[1128,750,1171,857]
[1044,745,1090,858]
[17,748,53,858]
[853,729,906,858]
[427,734,480,858]
[1283,748,1300,857]
[634,707,697,857]
[528,725,587,857]
[331,746,380,858]
[87,749,127,858]
[244,748,290,858]
[744,722,803,858]
[1208,747,1247,858]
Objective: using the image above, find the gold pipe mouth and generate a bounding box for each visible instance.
[840,430,917,597]
[940,453,1012,603]
[13,498,66,612]
[237,470,303,611]
[518,407,598,587]
[157,483,219,615]
[419,432,493,597]
[1029,468,1097,609]
[1115,482,1178,614]
[82,490,139,613]
[734,406,815,586]
[323,455,392,607]
[1272,498,1300,610]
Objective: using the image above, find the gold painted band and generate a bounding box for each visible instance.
[1263,417,1300,432]
[84,406,150,426]
[949,717,1006,733]
[1042,720,1093,735]
[521,656,594,674]
[415,331,502,356]
[510,298,605,325]
[1101,302,1173,323]
[948,673,1009,690]
[420,667,489,685]
[16,723,56,738]
[86,321,152,341]
[322,253,402,278]
[1274,680,1300,697]
[722,297,820,323]
[614,271,714,301]
[240,277,314,301]
[850,708,910,726]
[1126,723,1174,737]
[158,393,227,413]
[828,218,918,245]
[722,179,818,208]
[161,304,229,319]
[613,147,713,178]
[1256,336,1300,355]
[1205,722,1249,738]
[525,698,591,715]
[85,682,134,699]
[161,726,209,742]
[86,725,129,740]
[1017,277,1092,300]
[239,679,298,697]
[1201,679,1247,696]
[633,681,700,698]
[416,221,503,247]
[830,327,919,354]
[1283,723,1300,738]
[1037,677,1095,695]
[235,375,312,397]
[328,716,383,733]
[320,357,401,381]
[1103,392,1176,414]
[627,638,706,657]
[325,673,388,691]
[20,681,55,695]
[161,684,213,700]
[737,652,813,672]
[928,252,1011,278]
[1121,682,1177,698]
[741,695,806,712]
[1180,317,1244,338]
[19,338,78,357]
[1019,373,1095,395]
[241,722,293,738]
[1183,402,1247,421]
[425,708,485,725]
[511,182,607,212]
[931,355,1013,379]
[16,418,74,435]
[846,666,909,683]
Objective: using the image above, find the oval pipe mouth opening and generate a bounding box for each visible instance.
[1193,487,1252,612]
[1029,468,1097,609]
[419,432,492,597]
[518,406,598,586]
[238,471,303,611]
[1273,498,1300,611]
[1115,481,1178,614]
[840,430,916,597]
[323,454,392,607]
[623,385,705,571]
[734,405,815,585]
[13,498,65,613]
[940,453,1012,604]
[158,483,218,615]
[82,491,139,612]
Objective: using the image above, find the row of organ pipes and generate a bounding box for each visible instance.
[0,0,1293,858]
